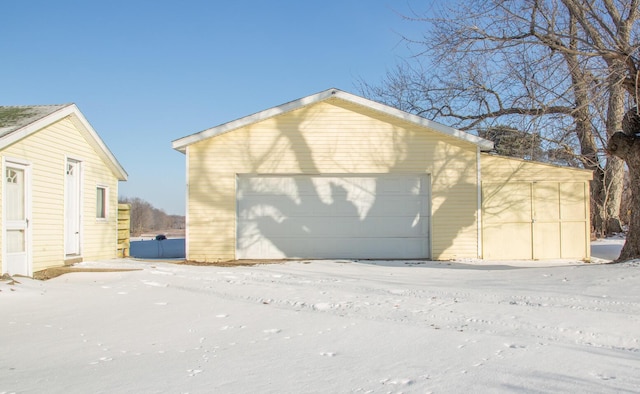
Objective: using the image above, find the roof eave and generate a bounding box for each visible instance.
[66,106,128,181]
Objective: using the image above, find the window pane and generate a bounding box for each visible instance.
[96,187,106,218]
[7,230,25,253]
[6,167,25,221]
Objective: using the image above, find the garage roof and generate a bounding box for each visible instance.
[172,88,495,153]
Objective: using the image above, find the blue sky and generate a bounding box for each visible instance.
[1,1,434,215]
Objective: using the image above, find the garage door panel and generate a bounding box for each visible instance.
[533,222,560,259]
[241,237,429,259]
[561,222,587,258]
[533,183,559,221]
[238,215,429,238]
[482,222,532,260]
[237,174,431,259]
[238,196,426,218]
[483,183,532,222]
[560,183,587,220]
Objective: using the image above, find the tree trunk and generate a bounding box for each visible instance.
[562,23,608,238]
[604,157,625,234]
[604,61,628,235]
[607,108,640,261]
[619,158,640,261]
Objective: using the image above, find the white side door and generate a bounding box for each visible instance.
[65,159,81,256]
[3,162,31,276]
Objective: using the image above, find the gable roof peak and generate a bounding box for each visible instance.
[172,88,494,152]
[0,103,127,181]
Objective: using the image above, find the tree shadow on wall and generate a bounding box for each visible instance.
[235,105,479,260]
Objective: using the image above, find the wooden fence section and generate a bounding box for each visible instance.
[118,203,131,257]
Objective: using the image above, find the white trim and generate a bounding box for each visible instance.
[476,146,483,259]
[0,104,128,181]
[172,88,495,153]
[184,146,190,261]
[66,109,128,181]
[96,183,109,221]
[2,157,33,276]
[64,157,83,257]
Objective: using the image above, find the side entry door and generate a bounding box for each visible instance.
[4,162,31,276]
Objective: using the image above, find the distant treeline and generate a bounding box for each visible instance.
[119,197,185,236]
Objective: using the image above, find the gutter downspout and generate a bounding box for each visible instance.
[477,147,483,259]
[184,146,190,262]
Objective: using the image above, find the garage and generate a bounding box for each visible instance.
[173,89,592,262]
[236,174,431,259]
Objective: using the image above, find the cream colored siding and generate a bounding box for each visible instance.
[481,154,592,182]
[0,175,2,265]
[1,117,119,272]
[187,98,480,261]
[481,154,592,260]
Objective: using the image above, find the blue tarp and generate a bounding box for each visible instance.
[130,238,185,259]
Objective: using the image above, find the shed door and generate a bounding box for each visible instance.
[236,174,431,259]
[65,159,81,256]
[482,181,588,260]
[3,162,31,276]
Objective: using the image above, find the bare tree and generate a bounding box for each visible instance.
[360,0,639,239]
[542,0,640,258]
[119,197,185,236]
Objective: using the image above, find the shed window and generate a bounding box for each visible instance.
[96,186,108,219]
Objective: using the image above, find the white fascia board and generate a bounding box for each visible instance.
[171,88,495,152]
[172,89,337,153]
[332,90,494,151]
[66,105,128,181]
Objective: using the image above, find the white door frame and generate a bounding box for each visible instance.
[2,157,32,276]
[65,157,82,257]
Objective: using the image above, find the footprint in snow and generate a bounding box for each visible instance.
[380,378,413,386]
[215,314,228,318]
[141,280,168,287]
[89,357,113,365]
[320,352,337,357]
[591,372,616,380]
[313,303,332,311]
[187,369,203,377]
[263,328,281,334]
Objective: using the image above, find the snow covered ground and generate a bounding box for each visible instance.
[1,240,639,393]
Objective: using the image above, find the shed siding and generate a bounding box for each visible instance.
[1,117,119,273]
[187,99,480,261]
[481,154,592,182]
[481,154,591,260]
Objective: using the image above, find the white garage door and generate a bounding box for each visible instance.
[236,174,431,259]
